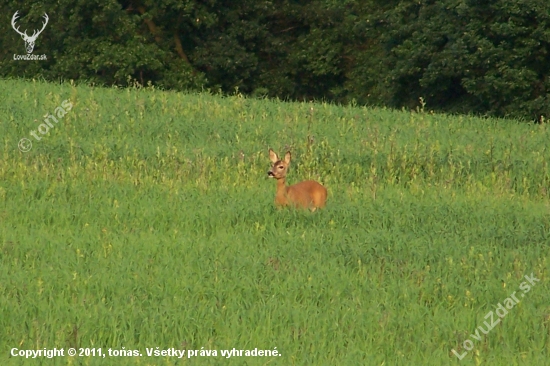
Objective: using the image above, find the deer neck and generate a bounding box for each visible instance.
[275,177,289,201]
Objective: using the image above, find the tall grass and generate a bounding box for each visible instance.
[0,78,548,365]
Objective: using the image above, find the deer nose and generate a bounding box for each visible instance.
[267,171,274,177]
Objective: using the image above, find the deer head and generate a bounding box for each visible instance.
[12,11,49,54]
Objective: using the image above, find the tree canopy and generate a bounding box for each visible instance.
[2,0,549,120]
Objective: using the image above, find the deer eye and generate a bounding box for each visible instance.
[278,166,283,169]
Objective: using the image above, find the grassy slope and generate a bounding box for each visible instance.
[0,79,549,365]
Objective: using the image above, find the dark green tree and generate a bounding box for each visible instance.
[2,0,549,120]
[381,0,550,119]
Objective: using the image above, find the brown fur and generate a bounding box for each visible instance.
[267,149,327,211]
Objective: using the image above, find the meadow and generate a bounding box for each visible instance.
[0,78,549,365]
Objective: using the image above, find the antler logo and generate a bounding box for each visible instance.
[11,11,49,54]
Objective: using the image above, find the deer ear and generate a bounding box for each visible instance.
[284,151,291,164]
[269,149,278,163]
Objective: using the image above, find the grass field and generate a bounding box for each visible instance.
[1,78,549,365]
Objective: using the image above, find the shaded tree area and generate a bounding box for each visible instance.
[1,0,549,120]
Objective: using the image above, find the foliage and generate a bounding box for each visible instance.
[381,0,550,119]
[1,0,549,118]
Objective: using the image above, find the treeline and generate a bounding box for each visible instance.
[1,0,549,120]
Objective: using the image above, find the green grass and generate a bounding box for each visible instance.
[1,78,549,365]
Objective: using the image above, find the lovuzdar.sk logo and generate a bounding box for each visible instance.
[11,10,48,61]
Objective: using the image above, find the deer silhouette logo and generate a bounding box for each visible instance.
[11,11,49,54]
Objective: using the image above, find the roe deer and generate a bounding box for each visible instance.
[267,149,327,210]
